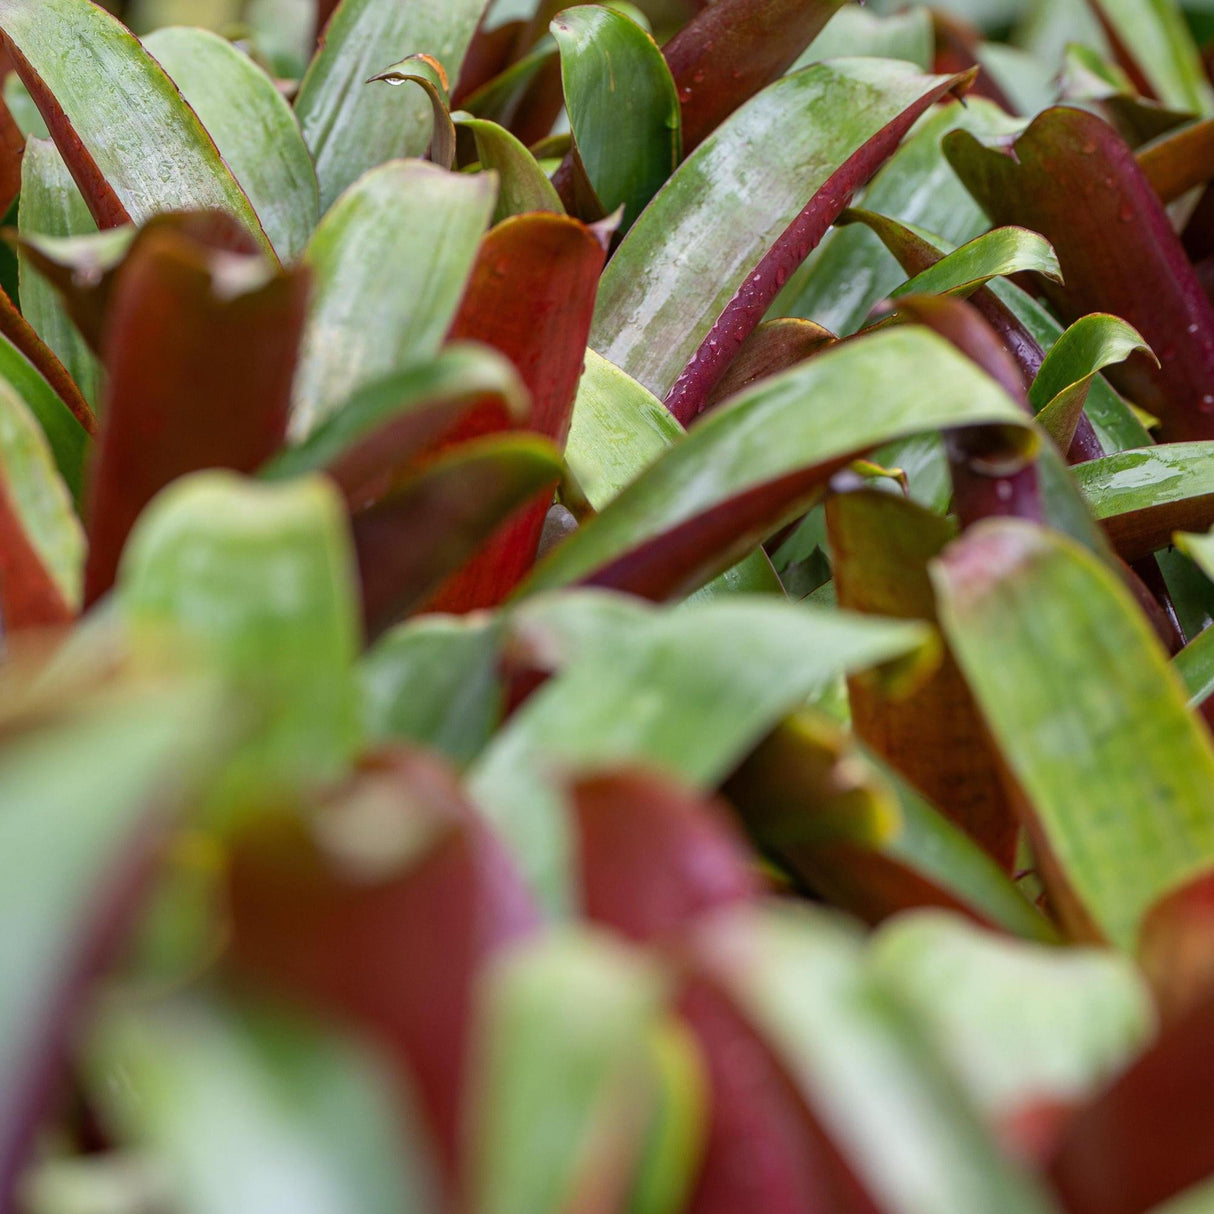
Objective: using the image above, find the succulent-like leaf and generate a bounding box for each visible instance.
[869,910,1155,1156]
[352,434,563,638]
[118,473,362,815]
[427,212,606,612]
[0,674,225,1204]
[266,343,527,508]
[453,112,563,221]
[0,375,83,625]
[17,138,102,409]
[661,0,848,153]
[570,768,758,942]
[828,487,1019,868]
[227,749,539,1183]
[563,349,782,599]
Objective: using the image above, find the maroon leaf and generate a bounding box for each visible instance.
[945,106,1214,442]
[0,474,73,630]
[0,86,23,218]
[676,976,874,1214]
[0,284,95,438]
[226,747,541,1185]
[827,486,1020,870]
[82,215,308,603]
[1138,870,1214,1025]
[931,11,1016,113]
[661,0,848,154]
[353,434,563,639]
[569,768,759,944]
[426,213,606,612]
[1048,985,1214,1214]
[664,69,975,425]
[703,318,835,411]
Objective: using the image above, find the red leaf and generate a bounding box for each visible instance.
[353,434,562,639]
[0,473,72,630]
[703,318,835,411]
[677,976,875,1214]
[946,107,1214,442]
[82,215,308,603]
[664,69,975,425]
[426,213,606,612]
[570,768,758,944]
[662,0,848,154]
[1048,986,1214,1214]
[0,287,95,438]
[226,748,541,1184]
[0,85,23,217]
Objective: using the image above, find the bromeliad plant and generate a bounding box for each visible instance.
[6,0,1214,1209]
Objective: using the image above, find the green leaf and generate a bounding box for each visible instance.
[1175,623,1214,708]
[724,709,1056,941]
[468,595,932,910]
[453,113,564,222]
[777,98,1023,336]
[267,342,526,491]
[988,277,1152,453]
[0,374,83,610]
[87,995,440,1214]
[117,472,363,821]
[564,349,782,600]
[17,138,102,409]
[367,54,457,171]
[467,931,672,1214]
[295,0,487,212]
[591,58,968,400]
[797,5,935,69]
[1073,443,1214,561]
[932,520,1214,950]
[526,328,1033,599]
[142,27,320,262]
[1031,314,1154,452]
[1088,0,1214,115]
[551,5,681,231]
[0,0,270,247]
[0,674,225,1203]
[352,434,563,638]
[694,904,1057,1213]
[292,160,495,436]
[360,613,503,765]
[869,910,1156,1131]
[889,224,1061,300]
[0,317,87,504]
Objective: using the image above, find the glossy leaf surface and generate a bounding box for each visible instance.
[295,0,487,211]
[0,0,268,245]
[527,328,1032,601]
[292,160,494,436]
[591,59,969,403]
[552,6,680,231]
[142,27,320,262]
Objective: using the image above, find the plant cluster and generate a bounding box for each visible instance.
[4,0,1214,1210]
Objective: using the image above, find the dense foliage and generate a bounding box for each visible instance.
[4,0,1214,1209]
